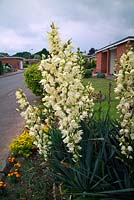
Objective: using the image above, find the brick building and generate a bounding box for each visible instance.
[96,36,134,76]
[0,57,23,70]
[24,58,40,65]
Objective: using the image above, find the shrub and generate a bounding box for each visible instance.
[24,63,43,96]
[0,60,4,75]
[97,73,105,78]
[77,49,96,70]
[3,64,12,73]
[91,59,96,68]
[84,69,92,78]
[23,64,28,68]
[86,59,96,69]
[10,128,36,158]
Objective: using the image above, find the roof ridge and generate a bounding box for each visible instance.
[96,36,134,53]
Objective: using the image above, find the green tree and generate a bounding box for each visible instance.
[33,48,49,59]
[12,52,32,59]
[33,54,41,60]
[0,52,9,57]
[88,47,96,55]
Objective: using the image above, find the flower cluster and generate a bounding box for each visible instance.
[14,162,21,168]
[7,157,22,183]
[8,169,21,178]
[115,49,134,159]
[8,157,15,163]
[16,89,38,128]
[30,122,51,160]
[10,128,35,158]
[39,23,94,160]
[0,181,7,188]
[0,181,7,196]
[16,89,51,159]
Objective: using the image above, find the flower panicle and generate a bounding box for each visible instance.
[115,49,134,159]
[16,23,94,162]
[38,23,94,161]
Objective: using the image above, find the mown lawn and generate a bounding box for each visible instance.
[83,77,119,119]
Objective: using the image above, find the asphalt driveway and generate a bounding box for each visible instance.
[0,71,39,171]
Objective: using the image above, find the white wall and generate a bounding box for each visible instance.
[110,49,116,74]
[20,60,23,69]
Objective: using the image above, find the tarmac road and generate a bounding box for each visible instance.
[0,71,38,171]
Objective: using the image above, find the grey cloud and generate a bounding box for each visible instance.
[0,0,134,54]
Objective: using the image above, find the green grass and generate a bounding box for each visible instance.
[83,77,119,119]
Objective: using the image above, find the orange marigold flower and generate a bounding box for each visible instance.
[0,181,3,187]
[0,181,7,187]
[8,157,15,163]
[16,173,21,178]
[14,162,21,168]
[3,183,7,187]
[14,171,19,175]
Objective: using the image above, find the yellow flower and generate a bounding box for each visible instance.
[7,173,11,177]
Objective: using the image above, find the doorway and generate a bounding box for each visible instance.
[110,49,116,74]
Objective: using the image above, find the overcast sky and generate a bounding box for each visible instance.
[0,0,134,55]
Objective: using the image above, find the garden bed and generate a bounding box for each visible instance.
[1,23,133,200]
[0,152,58,200]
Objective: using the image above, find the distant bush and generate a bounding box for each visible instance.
[77,48,96,70]
[84,59,96,70]
[23,64,28,68]
[97,72,105,78]
[24,63,43,96]
[3,64,12,73]
[84,69,92,78]
[93,59,96,68]
[10,128,35,158]
[0,60,4,75]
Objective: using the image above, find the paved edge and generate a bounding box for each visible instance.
[0,152,10,180]
[0,70,24,179]
[0,69,24,78]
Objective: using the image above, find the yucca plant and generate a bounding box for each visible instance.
[49,117,134,200]
[49,82,134,200]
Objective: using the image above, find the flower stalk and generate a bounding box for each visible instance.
[115,49,134,159]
